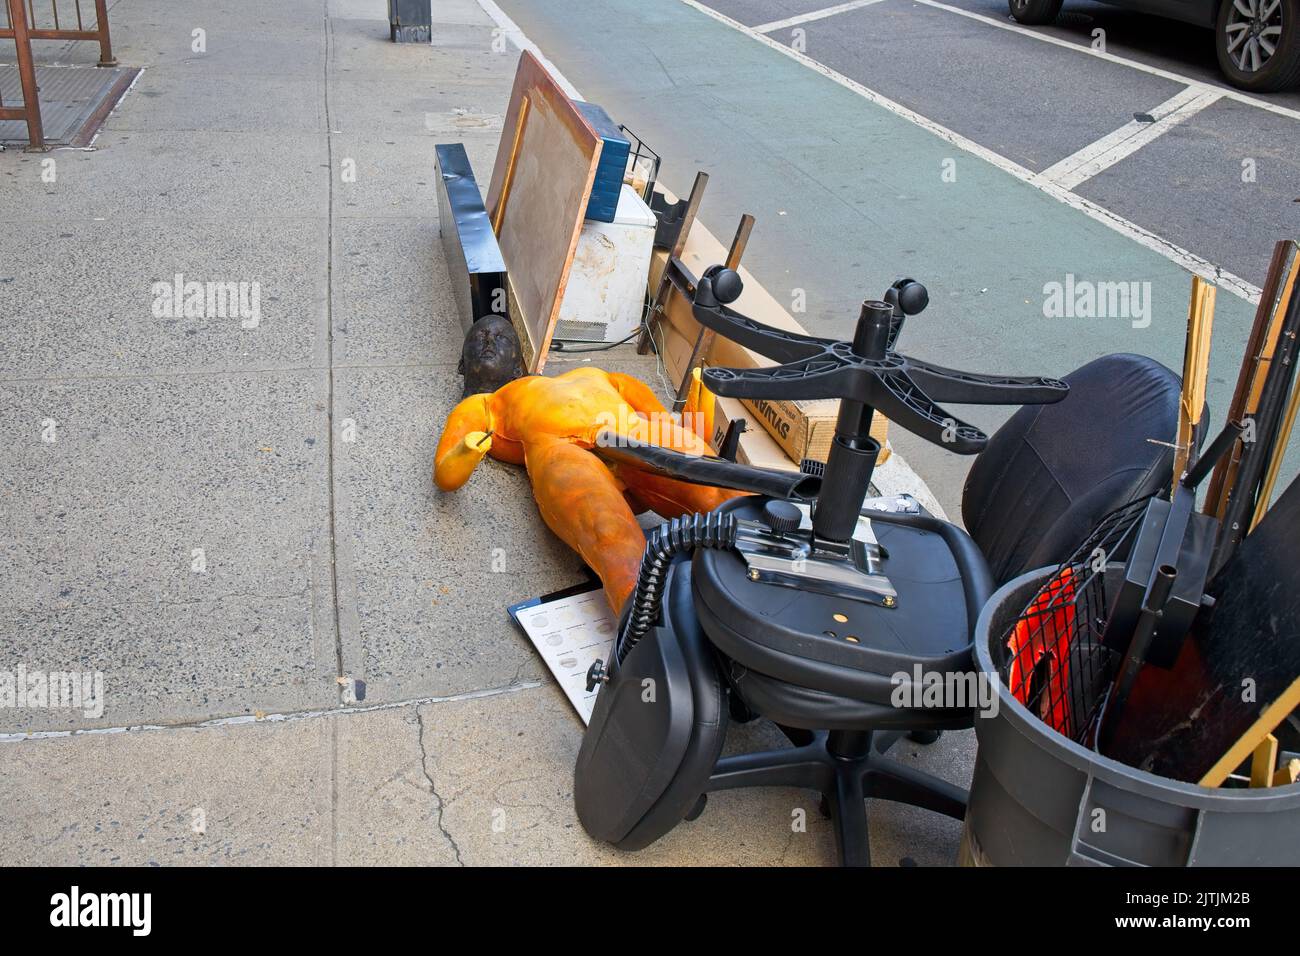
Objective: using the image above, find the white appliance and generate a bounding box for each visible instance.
[554,185,656,344]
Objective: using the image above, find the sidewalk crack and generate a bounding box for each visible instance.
[414,706,465,866]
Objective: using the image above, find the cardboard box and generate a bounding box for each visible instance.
[710,394,802,472]
[649,215,888,464]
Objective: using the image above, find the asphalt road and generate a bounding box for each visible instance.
[493,0,1297,512]
[703,0,1300,290]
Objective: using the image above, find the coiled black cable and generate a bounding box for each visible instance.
[615,511,737,665]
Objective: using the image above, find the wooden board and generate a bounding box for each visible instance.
[1102,471,1300,784]
[1205,241,1300,517]
[486,51,601,373]
[1172,276,1215,493]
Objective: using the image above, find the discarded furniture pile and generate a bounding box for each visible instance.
[434,51,1300,868]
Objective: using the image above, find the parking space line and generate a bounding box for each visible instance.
[1036,87,1224,191]
[910,0,1300,123]
[752,0,887,34]
[676,0,1263,304]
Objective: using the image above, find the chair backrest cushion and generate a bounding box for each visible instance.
[961,353,1183,586]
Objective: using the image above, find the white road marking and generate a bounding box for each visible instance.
[752,0,887,34]
[911,0,1300,124]
[475,0,582,99]
[676,0,1262,304]
[1036,86,1224,191]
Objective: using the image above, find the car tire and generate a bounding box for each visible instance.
[1216,0,1300,92]
[1007,0,1064,25]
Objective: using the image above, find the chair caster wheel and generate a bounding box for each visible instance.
[684,794,707,822]
[908,729,942,745]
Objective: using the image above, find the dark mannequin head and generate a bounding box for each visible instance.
[458,314,525,396]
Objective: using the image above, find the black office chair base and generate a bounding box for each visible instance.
[704,729,967,867]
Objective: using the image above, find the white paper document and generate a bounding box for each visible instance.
[509,585,616,724]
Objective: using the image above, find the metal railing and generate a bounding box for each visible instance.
[0,0,117,149]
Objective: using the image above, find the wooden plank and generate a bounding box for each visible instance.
[639,172,708,355]
[1249,734,1280,788]
[672,213,754,412]
[1274,758,1300,787]
[1202,679,1300,787]
[1204,241,1300,517]
[1173,276,1215,494]
[486,51,601,374]
[1251,363,1300,531]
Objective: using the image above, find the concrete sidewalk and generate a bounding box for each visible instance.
[0,0,969,866]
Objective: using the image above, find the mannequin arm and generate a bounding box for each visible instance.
[434,394,494,491]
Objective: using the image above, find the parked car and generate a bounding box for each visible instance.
[1008,0,1300,92]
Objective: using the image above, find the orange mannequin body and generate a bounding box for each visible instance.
[434,367,741,611]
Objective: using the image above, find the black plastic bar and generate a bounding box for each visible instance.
[812,301,892,542]
[906,358,1069,406]
[1183,420,1244,490]
[1099,563,1178,750]
[591,432,822,501]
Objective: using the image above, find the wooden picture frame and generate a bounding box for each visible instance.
[486,51,602,373]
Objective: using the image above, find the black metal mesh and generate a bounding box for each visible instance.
[997,495,1152,746]
[619,125,660,204]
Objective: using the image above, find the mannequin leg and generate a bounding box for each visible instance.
[524,439,647,613]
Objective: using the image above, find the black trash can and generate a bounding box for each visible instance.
[388,0,431,43]
[961,568,1300,866]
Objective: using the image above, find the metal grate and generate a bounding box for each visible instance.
[999,496,1152,746]
[553,318,610,343]
[618,124,659,205]
[0,62,134,146]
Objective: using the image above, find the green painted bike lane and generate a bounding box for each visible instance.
[494,0,1273,514]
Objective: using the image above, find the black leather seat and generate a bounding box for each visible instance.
[963,353,1187,586]
[691,353,1187,865]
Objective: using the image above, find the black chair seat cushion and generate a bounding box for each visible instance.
[962,353,1187,586]
[693,502,994,708]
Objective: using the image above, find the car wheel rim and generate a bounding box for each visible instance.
[1225,0,1284,73]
